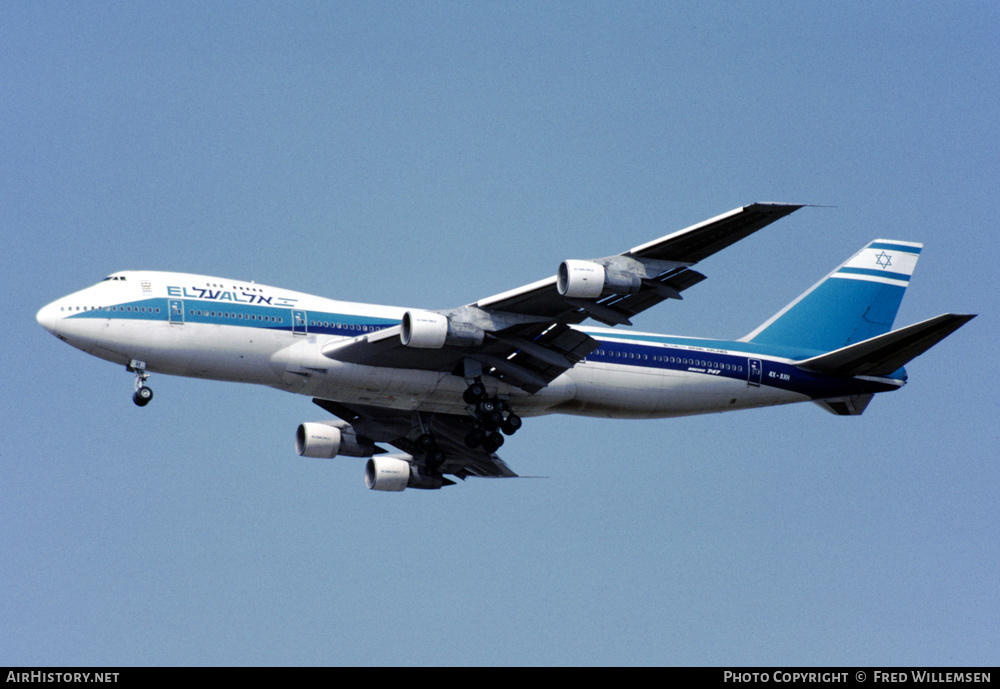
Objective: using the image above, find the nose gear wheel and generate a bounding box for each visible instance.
[128,359,153,407]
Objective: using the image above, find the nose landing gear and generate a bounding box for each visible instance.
[128,359,153,407]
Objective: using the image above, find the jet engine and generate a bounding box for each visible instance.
[365,456,452,491]
[295,421,377,458]
[557,260,643,299]
[400,310,484,349]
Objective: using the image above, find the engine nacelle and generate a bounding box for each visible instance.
[365,456,450,491]
[296,421,377,458]
[557,259,642,299]
[365,456,410,491]
[400,310,484,349]
[558,260,606,299]
[296,422,341,458]
[400,310,448,348]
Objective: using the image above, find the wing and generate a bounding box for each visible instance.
[323,202,802,393]
[313,398,519,479]
[476,202,803,325]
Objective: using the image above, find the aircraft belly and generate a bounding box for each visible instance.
[173,324,287,383]
[52,318,131,366]
[559,364,667,418]
[557,363,808,419]
[303,365,547,415]
[71,319,287,384]
[272,336,573,416]
[55,317,192,373]
[280,340,452,411]
[333,366,451,411]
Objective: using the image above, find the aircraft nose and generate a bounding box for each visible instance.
[36,301,61,334]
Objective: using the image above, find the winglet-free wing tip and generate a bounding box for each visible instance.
[746,202,808,215]
[750,202,845,214]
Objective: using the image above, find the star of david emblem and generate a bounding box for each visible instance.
[874,251,892,269]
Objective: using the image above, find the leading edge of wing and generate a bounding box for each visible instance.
[626,202,804,263]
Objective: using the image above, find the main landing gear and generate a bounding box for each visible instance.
[462,379,521,454]
[412,380,524,466]
[128,359,153,407]
[415,432,447,470]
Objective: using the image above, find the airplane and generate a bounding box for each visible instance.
[36,203,975,492]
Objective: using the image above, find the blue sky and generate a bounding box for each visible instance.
[2,1,997,666]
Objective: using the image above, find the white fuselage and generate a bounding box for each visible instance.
[37,270,811,419]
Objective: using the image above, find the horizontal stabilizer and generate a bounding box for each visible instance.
[795,313,976,377]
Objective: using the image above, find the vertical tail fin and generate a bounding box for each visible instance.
[741,240,922,352]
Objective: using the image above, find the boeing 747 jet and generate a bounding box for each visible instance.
[37,204,974,491]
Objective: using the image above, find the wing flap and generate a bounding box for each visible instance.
[596,266,707,321]
[485,322,599,393]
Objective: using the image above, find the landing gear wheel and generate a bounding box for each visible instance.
[416,433,436,451]
[475,398,498,417]
[501,414,522,436]
[426,448,446,470]
[475,398,505,430]
[128,359,152,407]
[482,410,503,431]
[463,381,487,404]
[482,431,504,454]
[464,427,485,449]
[133,386,153,407]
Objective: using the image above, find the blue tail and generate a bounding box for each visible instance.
[741,240,922,352]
